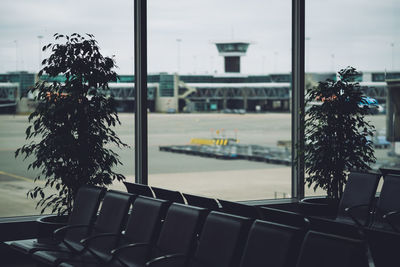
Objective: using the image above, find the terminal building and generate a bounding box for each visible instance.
[0,43,399,113]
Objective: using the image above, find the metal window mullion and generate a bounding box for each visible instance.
[134,0,148,185]
[291,0,305,200]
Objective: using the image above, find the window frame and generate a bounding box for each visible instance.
[133,0,306,201]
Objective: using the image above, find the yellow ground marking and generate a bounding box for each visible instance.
[0,170,32,182]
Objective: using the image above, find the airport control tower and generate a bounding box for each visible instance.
[215,41,250,73]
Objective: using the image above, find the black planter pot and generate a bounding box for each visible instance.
[299,197,339,218]
[36,215,68,244]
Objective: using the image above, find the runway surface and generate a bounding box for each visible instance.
[0,113,387,217]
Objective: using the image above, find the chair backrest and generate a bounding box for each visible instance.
[152,203,208,260]
[365,227,400,267]
[218,199,262,219]
[64,185,105,244]
[336,171,380,225]
[296,231,368,267]
[183,193,220,211]
[239,220,305,267]
[152,186,186,204]
[85,190,134,256]
[123,181,154,197]
[371,174,400,230]
[260,207,309,228]
[116,196,169,264]
[190,211,252,267]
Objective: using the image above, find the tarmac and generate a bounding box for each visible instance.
[0,113,388,217]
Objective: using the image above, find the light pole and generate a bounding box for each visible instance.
[176,38,182,73]
[305,37,310,73]
[331,53,335,72]
[273,51,279,73]
[391,43,395,71]
[37,35,43,70]
[13,40,18,71]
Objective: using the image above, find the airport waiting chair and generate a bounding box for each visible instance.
[259,207,310,228]
[239,220,305,267]
[218,199,263,219]
[8,185,105,255]
[187,211,252,267]
[32,190,134,266]
[364,227,400,267]
[369,174,400,232]
[295,231,369,267]
[113,203,208,267]
[337,171,381,226]
[183,193,221,211]
[124,181,154,198]
[306,172,380,239]
[151,186,186,204]
[58,196,170,267]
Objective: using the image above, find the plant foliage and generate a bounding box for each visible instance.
[15,33,128,215]
[304,67,376,199]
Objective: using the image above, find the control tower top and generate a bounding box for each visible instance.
[215,41,250,73]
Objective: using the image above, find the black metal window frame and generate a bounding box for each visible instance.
[133,0,305,200]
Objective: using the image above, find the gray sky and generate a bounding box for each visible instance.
[0,0,399,75]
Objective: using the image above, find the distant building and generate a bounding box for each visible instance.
[1,70,399,113]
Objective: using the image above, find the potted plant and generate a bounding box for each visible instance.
[300,67,376,216]
[16,33,128,226]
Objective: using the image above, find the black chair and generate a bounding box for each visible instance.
[124,181,154,198]
[183,193,220,211]
[364,227,400,267]
[113,203,208,267]
[7,185,105,255]
[296,231,369,267]
[188,211,252,267]
[260,207,309,228]
[59,196,170,267]
[338,171,381,226]
[218,199,263,219]
[239,220,305,267]
[369,174,400,231]
[32,190,134,266]
[151,186,186,204]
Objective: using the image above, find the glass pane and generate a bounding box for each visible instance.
[0,0,134,217]
[305,0,399,196]
[148,0,292,201]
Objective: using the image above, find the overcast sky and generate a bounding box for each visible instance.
[0,0,399,75]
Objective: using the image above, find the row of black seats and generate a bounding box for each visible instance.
[125,171,400,267]
[5,186,369,267]
[125,170,400,233]
[124,181,306,227]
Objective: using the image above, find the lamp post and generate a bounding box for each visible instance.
[391,43,395,71]
[176,38,182,73]
[13,40,18,71]
[305,37,310,73]
[273,51,278,73]
[37,35,43,70]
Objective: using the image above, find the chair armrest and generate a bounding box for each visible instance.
[146,253,186,267]
[80,232,121,247]
[383,211,400,232]
[344,204,370,227]
[111,243,150,267]
[53,224,91,240]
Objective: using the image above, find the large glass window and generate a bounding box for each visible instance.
[147,0,292,201]
[0,0,135,217]
[305,0,399,196]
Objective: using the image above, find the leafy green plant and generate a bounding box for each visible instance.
[304,67,376,199]
[16,33,128,215]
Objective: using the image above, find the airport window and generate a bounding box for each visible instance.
[147,0,293,201]
[0,0,135,217]
[304,0,399,196]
